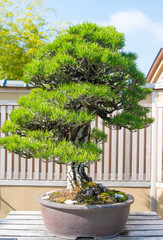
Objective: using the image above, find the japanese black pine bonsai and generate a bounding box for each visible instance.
[0,22,153,204]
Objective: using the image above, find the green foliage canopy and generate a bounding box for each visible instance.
[0,22,153,165]
[0,0,58,80]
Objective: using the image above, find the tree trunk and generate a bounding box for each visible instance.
[66,123,91,189]
[67,163,92,189]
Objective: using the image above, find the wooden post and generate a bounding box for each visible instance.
[139,129,145,181]
[132,131,138,181]
[150,90,158,212]
[97,117,103,180]
[0,106,6,179]
[125,129,130,180]
[118,128,123,181]
[157,107,162,182]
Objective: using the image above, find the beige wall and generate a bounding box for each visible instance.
[0,186,150,218]
[0,88,31,100]
[158,94,163,102]
[157,70,163,83]
[113,187,150,213]
[0,92,28,100]
[157,188,163,219]
[141,93,152,104]
[153,61,163,83]
[0,186,65,218]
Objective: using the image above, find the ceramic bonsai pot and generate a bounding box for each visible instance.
[37,192,134,239]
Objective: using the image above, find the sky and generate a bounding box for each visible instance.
[45,0,163,76]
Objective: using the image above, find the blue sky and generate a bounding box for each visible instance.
[45,0,163,76]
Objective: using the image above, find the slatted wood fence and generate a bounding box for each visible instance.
[0,84,163,191]
[0,100,156,186]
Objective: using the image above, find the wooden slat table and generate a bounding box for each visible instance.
[0,211,163,239]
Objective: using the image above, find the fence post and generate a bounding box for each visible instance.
[0,106,6,179]
[150,90,158,211]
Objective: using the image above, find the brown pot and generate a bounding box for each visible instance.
[37,193,134,239]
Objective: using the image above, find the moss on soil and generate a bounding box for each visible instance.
[48,182,128,205]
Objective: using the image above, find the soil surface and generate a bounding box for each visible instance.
[48,182,128,205]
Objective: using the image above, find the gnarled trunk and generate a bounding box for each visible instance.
[67,163,92,189]
[64,123,91,144]
[66,123,92,189]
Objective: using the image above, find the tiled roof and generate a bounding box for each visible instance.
[0,79,33,87]
[146,48,163,83]
[0,80,162,89]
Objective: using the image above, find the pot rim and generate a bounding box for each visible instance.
[37,192,134,211]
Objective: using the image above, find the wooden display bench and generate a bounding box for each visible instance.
[0,211,163,239]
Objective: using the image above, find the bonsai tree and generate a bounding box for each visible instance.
[0,22,153,202]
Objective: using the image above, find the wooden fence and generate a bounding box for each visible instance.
[0,84,163,191]
[0,91,159,187]
[0,104,155,186]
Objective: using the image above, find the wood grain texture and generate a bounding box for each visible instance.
[0,211,163,239]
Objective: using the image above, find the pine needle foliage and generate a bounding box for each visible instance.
[0,22,153,166]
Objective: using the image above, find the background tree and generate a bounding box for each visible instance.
[0,0,59,80]
[0,22,153,190]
